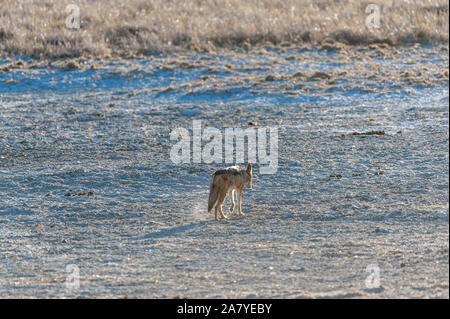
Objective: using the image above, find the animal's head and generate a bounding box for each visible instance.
[246,163,252,189]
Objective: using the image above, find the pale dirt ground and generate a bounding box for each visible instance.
[0,46,448,298]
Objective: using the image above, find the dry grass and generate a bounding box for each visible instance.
[0,0,448,58]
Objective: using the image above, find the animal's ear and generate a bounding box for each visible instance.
[246,163,252,173]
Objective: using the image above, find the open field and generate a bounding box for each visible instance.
[0,0,448,58]
[0,0,448,300]
[0,41,448,298]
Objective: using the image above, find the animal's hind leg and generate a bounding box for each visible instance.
[217,190,227,219]
[228,189,235,214]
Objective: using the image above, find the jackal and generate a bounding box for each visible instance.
[208,163,252,220]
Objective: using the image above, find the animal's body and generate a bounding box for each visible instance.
[208,163,252,220]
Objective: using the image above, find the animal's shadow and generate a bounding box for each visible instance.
[141,220,209,239]
[140,213,244,239]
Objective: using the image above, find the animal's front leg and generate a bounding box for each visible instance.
[237,188,244,215]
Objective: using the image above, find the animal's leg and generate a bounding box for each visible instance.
[217,190,227,219]
[237,188,244,215]
[229,189,235,213]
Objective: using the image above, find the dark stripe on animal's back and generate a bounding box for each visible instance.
[214,169,242,176]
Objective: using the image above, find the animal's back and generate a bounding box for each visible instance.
[213,165,244,177]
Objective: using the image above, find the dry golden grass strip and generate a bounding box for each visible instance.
[0,0,448,58]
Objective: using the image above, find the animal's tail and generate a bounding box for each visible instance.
[208,174,218,212]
